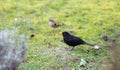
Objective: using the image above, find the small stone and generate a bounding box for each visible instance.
[94,45,100,50]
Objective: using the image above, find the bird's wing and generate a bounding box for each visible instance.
[66,35,81,44]
[71,35,85,44]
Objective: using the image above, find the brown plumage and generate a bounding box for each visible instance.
[49,18,60,28]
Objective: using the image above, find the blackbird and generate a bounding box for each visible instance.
[62,31,94,50]
[49,18,59,28]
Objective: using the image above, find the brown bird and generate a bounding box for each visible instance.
[49,18,60,28]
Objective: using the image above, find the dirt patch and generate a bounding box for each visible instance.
[42,47,78,63]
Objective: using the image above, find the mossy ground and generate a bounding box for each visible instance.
[0,0,120,70]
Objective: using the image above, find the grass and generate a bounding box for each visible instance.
[0,0,120,70]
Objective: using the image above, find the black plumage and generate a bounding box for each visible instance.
[62,31,94,50]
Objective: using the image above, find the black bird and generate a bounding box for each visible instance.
[49,18,60,28]
[62,31,94,50]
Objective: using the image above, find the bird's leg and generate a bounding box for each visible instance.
[70,46,74,51]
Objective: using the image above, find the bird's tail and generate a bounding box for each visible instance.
[85,42,94,46]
